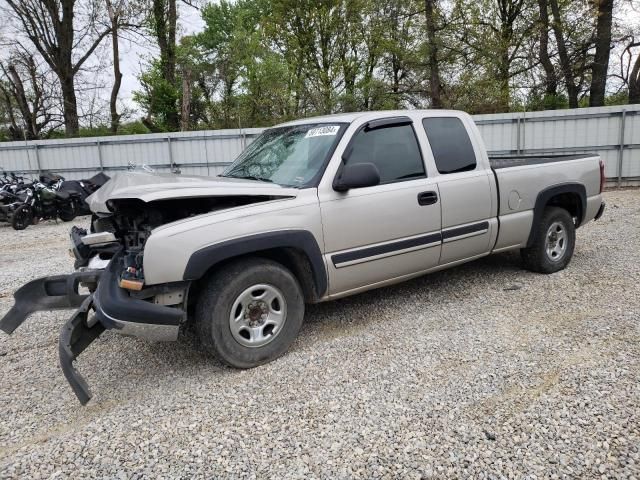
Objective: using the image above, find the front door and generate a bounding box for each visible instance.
[318,118,442,296]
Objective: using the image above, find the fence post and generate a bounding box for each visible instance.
[167,136,174,171]
[34,144,41,175]
[617,109,626,188]
[97,140,104,171]
[515,117,521,155]
[204,131,210,176]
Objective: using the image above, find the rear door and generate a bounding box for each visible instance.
[421,116,496,265]
[319,117,442,295]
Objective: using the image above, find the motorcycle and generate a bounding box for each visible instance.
[1,169,108,229]
[0,172,33,229]
[3,179,81,230]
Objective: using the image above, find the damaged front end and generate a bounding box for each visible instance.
[1,200,196,404]
[1,172,297,404]
[1,228,188,404]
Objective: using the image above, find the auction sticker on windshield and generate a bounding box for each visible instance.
[305,125,340,138]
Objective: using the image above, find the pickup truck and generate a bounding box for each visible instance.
[0,110,606,404]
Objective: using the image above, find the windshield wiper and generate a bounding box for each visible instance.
[222,174,274,183]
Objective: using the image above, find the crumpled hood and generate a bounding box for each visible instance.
[87,171,298,213]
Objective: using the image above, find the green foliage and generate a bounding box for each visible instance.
[133,60,180,131]
[122,0,638,132]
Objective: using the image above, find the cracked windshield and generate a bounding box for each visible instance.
[222,124,345,187]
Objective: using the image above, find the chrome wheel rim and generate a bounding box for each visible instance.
[229,284,287,348]
[545,221,567,262]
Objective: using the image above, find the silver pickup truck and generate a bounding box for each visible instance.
[0,110,605,404]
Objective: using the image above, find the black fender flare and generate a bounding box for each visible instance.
[527,183,586,247]
[182,230,328,298]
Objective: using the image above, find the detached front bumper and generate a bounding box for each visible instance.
[93,254,184,342]
[0,254,186,405]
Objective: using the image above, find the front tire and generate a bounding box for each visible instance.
[521,206,575,273]
[195,257,305,368]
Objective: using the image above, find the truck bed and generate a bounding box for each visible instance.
[489,154,597,170]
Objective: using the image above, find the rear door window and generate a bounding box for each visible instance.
[422,117,477,174]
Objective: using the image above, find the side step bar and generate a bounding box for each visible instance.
[0,271,102,335]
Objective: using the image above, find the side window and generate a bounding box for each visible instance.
[422,117,477,174]
[345,124,425,184]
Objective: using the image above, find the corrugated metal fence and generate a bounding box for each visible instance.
[474,105,640,186]
[1,105,638,185]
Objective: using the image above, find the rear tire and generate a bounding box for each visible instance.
[521,206,575,273]
[11,204,32,230]
[58,202,77,222]
[195,257,305,368]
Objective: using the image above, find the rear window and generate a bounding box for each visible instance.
[422,117,477,174]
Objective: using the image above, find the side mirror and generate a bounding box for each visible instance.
[333,162,381,192]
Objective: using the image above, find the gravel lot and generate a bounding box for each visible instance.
[1,189,639,479]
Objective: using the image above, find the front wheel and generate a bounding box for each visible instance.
[195,257,305,368]
[11,204,33,230]
[521,206,576,273]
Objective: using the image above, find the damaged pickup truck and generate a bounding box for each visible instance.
[0,110,606,404]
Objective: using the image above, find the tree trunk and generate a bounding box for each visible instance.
[537,0,558,99]
[181,67,191,131]
[589,0,613,106]
[60,74,80,136]
[425,0,443,108]
[106,0,123,134]
[629,52,640,104]
[549,0,579,108]
[5,64,37,139]
[153,0,179,130]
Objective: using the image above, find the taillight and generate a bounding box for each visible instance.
[599,159,605,193]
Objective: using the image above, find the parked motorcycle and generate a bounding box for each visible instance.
[0,172,33,229]
[58,172,110,215]
[17,179,82,229]
[1,174,80,230]
[1,169,110,230]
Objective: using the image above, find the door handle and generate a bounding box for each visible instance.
[417,191,438,206]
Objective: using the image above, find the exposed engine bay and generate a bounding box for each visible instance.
[72,195,281,292]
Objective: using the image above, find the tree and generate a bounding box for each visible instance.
[615,37,640,104]
[453,0,539,111]
[549,0,581,107]
[149,0,179,130]
[630,52,640,103]
[425,0,444,108]
[537,0,558,104]
[4,0,111,136]
[105,0,124,133]
[588,0,614,106]
[0,51,61,139]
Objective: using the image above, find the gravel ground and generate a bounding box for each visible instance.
[1,190,639,479]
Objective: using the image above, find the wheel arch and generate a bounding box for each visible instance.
[526,183,586,247]
[183,230,327,303]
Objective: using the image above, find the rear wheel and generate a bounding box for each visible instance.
[195,257,305,368]
[11,204,32,230]
[521,206,575,273]
[58,202,77,222]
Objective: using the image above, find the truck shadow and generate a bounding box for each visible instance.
[92,250,527,402]
[303,250,524,328]
[139,251,523,365]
